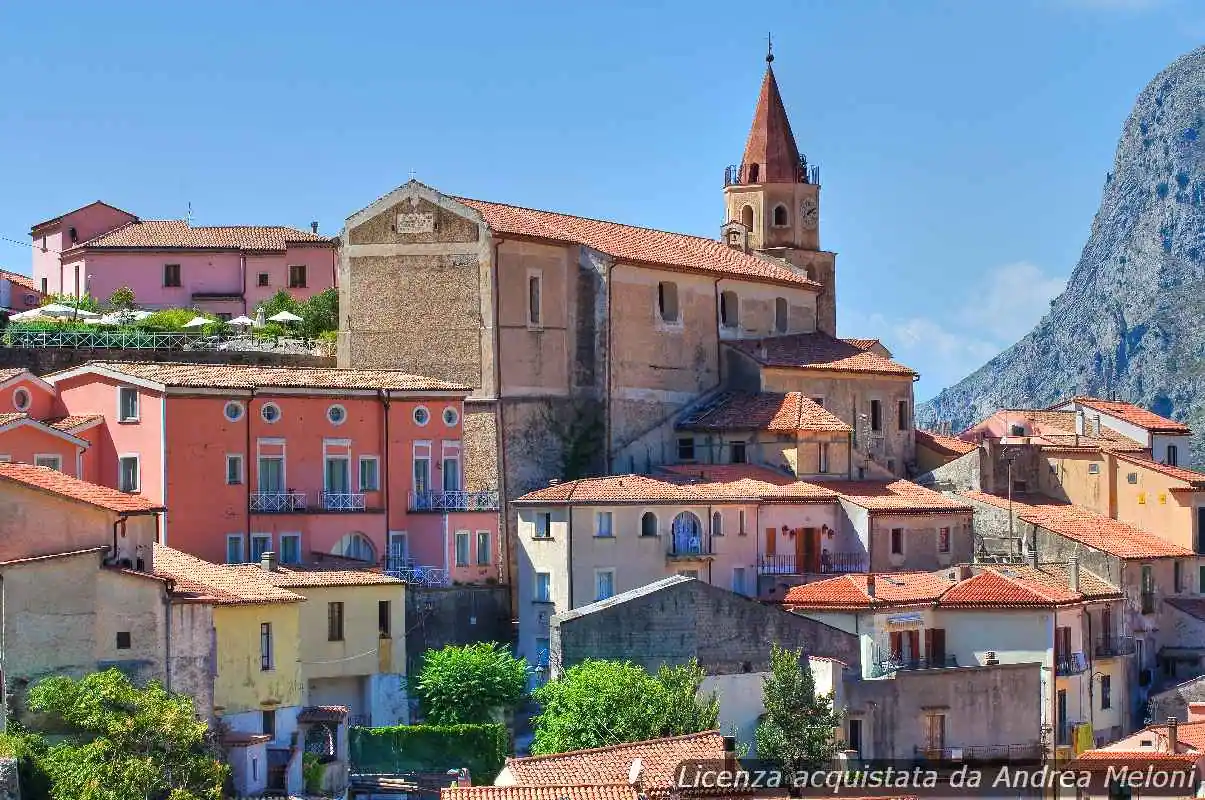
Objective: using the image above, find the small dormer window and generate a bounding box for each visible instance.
[1010,424,1025,436]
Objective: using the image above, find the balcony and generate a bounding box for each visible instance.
[320,492,366,512]
[869,654,958,678]
[1055,652,1088,676]
[723,158,819,187]
[757,552,867,575]
[381,558,450,587]
[1095,635,1137,658]
[913,743,1043,764]
[250,492,308,513]
[409,490,500,512]
[667,538,713,560]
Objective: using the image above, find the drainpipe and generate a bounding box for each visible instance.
[112,516,122,560]
[162,577,175,693]
[490,238,509,584]
[240,254,248,316]
[603,257,617,472]
[380,389,391,567]
[713,277,723,399]
[566,505,574,607]
[246,389,255,556]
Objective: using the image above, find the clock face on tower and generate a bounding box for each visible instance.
[800,197,819,231]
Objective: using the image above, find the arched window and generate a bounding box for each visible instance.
[640,512,658,537]
[741,205,754,231]
[747,163,760,183]
[772,204,789,227]
[671,512,703,555]
[332,532,376,563]
[712,511,723,536]
[720,290,739,329]
[774,297,789,333]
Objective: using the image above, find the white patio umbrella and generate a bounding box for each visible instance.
[182,316,211,328]
[11,303,99,321]
[267,310,303,323]
[228,316,256,327]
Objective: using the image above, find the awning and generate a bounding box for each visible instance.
[298,705,349,723]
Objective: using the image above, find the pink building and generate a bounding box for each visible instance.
[30,201,336,315]
[0,362,500,585]
[0,269,43,313]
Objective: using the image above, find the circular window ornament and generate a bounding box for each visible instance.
[413,406,430,426]
[261,402,282,424]
[443,406,460,427]
[223,401,245,422]
[327,404,347,425]
[12,388,31,413]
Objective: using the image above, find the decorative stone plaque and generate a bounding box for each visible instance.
[396,212,434,233]
[450,253,477,267]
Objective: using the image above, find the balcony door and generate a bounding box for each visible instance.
[258,457,284,494]
[672,512,702,555]
[325,456,351,495]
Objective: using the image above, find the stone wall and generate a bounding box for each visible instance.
[0,347,332,376]
[914,450,982,494]
[1149,675,1205,722]
[404,585,512,677]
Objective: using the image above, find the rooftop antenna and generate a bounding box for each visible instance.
[186,201,193,227]
[766,32,774,64]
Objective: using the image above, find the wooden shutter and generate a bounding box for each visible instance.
[764,527,776,557]
[889,631,902,659]
[907,630,920,662]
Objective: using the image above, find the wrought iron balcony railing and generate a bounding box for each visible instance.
[1095,635,1137,658]
[1055,652,1088,676]
[667,538,712,558]
[757,552,867,575]
[409,490,500,512]
[320,492,366,512]
[381,558,450,587]
[869,654,958,678]
[250,492,308,513]
[913,743,1043,763]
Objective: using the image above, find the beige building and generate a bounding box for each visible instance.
[338,54,919,584]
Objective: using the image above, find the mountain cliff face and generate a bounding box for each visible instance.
[917,46,1205,463]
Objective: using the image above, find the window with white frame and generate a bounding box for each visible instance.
[34,454,62,472]
[257,445,285,494]
[595,569,616,601]
[226,534,245,564]
[476,531,491,565]
[223,401,244,422]
[596,511,613,538]
[327,404,347,426]
[279,533,301,564]
[413,442,431,495]
[442,442,461,492]
[12,387,30,412]
[226,454,244,485]
[117,387,139,422]
[535,571,552,602]
[118,455,140,492]
[712,511,723,536]
[250,533,272,563]
[413,406,430,426]
[260,402,281,423]
[359,456,380,491]
[388,531,408,567]
[454,531,470,566]
[442,407,459,427]
[534,512,552,539]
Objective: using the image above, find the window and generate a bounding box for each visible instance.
[1127,472,1138,484]
[288,264,307,288]
[720,290,739,328]
[740,205,754,229]
[898,400,909,430]
[11,388,30,412]
[34,454,62,472]
[257,272,270,287]
[260,402,281,423]
[226,454,244,485]
[116,631,131,650]
[477,531,491,565]
[327,404,347,425]
[774,297,788,333]
[260,623,273,670]
[870,400,882,432]
[379,600,392,637]
[528,274,542,326]
[739,509,747,535]
[938,527,951,554]
[1088,462,1101,475]
[772,204,789,227]
[279,533,301,564]
[640,512,658,537]
[359,456,380,491]
[677,437,696,461]
[657,281,679,323]
[535,637,551,668]
[731,440,747,464]
[413,452,431,494]
[712,511,723,536]
[818,442,829,474]
[534,512,552,539]
[1198,508,1205,554]
[1167,445,1179,466]
[223,401,244,422]
[251,533,272,563]
[226,534,245,564]
[890,528,904,556]
[117,387,139,422]
[1141,565,1155,614]
[328,602,345,641]
[732,567,747,596]
[333,532,376,562]
[1100,675,1112,710]
[535,571,552,602]
[118,455,140,492]
[258,455,284,493]
[1013,480,1028,493]
[163,263,181,287]
[595,569,615,601]
[262,709,276,739]
[924,713,946,751]
[1175,560,1184,593]
[596,511,613,538]
[442,452,461,491]
[413,406,430,426]
[848,718,863,756]
[443,407,459,426]
[455,531,470,566]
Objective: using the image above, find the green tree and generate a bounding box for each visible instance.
[24,669,227,800]
[531,659,719,755]
[107,286,136,310]
[414,643,529,725]
[260,289,301,319]
[754,644,842,772]
[300,287,339,337]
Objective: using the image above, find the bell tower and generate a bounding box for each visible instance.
[723,44,837,335]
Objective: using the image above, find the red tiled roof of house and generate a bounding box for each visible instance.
[782,572,954,609]
[725,333,917,376]
[455,198,818,289]
[0,412,24,426]
[939,569,1080,608]
[53,361,468,392]
[443,787,638,800]
[1113,451,1205,489]
[153,545,304,605]
[45,414,105,432]
[228,562,401,588]
[71,219,332,252]
[842,338,881,351]
[999,563,1120,601]
[515,467,839,505]
[29,201,137,232]
[0,369,26,384]
[810,480,973,514]
[1141,720,1205,751]
[915,430,978,458]
[499,731,727,788]
[1068,751,1199,770]
[1064,397,1192,434]
[0,462,162,513]
[962,492,1193,559]
[0,269,39,293]
[680,392,851,433]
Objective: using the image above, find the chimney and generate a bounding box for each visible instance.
[1028,543,1039,570]
[311,221,319,234]
[1168,717,1179,752]
[260,551,278,572]
[866,574,876,598]
[1068,556,1080,593]
[1092,416,1102,437]
[1075,411,1085,435]
[1189,703,1205,723]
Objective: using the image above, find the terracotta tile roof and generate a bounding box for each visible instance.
[55,361,468,392]
[1166,598,1205,622]
[915,430,978,458]
[455,198,818,289]
[679,392,851,433]
[0,412,25,426]
[1114,451,1205,489]
[725,333,917,376]
[29,201,136,232]
[0,546,108,568]
[297,705,348,723]
[153,545,304,605]
[514,467,839,505]
[1142,720,1205,751]
[962,491,1193,559]
[0,462,162,513]
[842,338,881,351]
[44,414,104,432]
[939,569,1081,608]
[0,269,39,293]
[1001,563,1120,601]
[1066,397,1192,435]
[499,731,727,788]
[227,562,402,588]
[71,219,332,252]
[783,572,954,609]
[443,787,638,800]
[811,480,973,514]
[0,369,26,384]
[222,732,273,746]
[1068,750,1199,770]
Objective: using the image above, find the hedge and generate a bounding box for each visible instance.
[350,723,508,783]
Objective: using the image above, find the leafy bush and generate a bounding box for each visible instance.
[42,292,100,312]
[107,286,136,310]
[255,322,288,339]
[317,330,338,344]
[414,643,528,725]
[350,724,508,783]
[259,287,339,338]
[0,728,52,800]
[302,752,325,794]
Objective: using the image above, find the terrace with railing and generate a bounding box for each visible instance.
[381,558,449,587]
[250,492,308,513]
[868,654,958,679]
[723,157,820,186]
[4,328,218,350]
[913,743,1043,763]
[409,490,499,512]
[757,552,867,575]
[1095,635,1137,658]
[248,491,371,513]
[321,492,367,512]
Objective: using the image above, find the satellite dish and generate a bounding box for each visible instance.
[628,758,644,787]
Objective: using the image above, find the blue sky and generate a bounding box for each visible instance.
[0,0,1200,399]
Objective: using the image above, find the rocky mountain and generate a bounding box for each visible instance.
[917,45,1205,464]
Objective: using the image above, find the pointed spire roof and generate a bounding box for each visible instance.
[740,61,802,184]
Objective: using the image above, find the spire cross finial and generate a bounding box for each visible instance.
[766,33,774,64]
